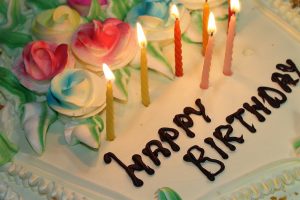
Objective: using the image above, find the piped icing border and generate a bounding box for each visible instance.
[0,161,87,200]
[199,158,300,200]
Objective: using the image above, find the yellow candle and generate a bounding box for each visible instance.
[103,63,115,141]
[137,23,150,107]
[202,0,210,56]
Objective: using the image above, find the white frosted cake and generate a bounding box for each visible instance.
[0,0,300,200]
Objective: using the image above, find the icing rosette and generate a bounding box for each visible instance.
[67,0,108,16]
[71,19,138,72]
[125,0,191,42]
[32,5,84,44]
[13,41,75,94]
[47,69,106,118]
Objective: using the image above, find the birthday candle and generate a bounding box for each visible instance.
[171,4,183,77]
[223,0,240,76]
[202,0,210,55]
[200,12,216,89]
[137,23,150,107]
[103,63,115,141]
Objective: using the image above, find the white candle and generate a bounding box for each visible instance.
[223,0,240,76]
[200,12,216,89]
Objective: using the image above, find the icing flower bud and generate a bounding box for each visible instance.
[32,5,84,44]
[47,69,106,118]
[13,41,75,93]
[71,19,138,72]
[67,0,108,16]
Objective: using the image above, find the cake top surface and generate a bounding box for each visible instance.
[0,0,300,200]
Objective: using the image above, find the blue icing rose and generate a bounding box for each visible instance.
[47,69,106,118]
[126,0,177,24]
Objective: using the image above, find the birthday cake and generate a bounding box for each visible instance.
[0,0,300,199]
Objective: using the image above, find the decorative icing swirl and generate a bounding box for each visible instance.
[47,69,106,118]
[125,0,191,42]
[32,5,84,44]
[67,0,108,16]
[0,180,23,200]
[13,41,75,94]
[71,19,138,72]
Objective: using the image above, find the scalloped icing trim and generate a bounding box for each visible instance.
[0,161,87,200]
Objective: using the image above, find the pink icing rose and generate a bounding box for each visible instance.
[67,0,108,16]
[71,19,138,72]
[13,41,74,93]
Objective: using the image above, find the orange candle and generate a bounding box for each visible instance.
[171,4,183,77]
[202,0,210,55]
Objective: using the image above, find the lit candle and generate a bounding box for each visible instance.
[200,12,216,89]
[223,0,240,76]
[202,0,210,55]
[171,4,183,77]
[103,63,115,141]
[137,23,150,107]
[227,0,233,29]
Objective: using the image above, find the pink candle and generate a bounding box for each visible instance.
[223,0,240,76]
[200,12,216,89]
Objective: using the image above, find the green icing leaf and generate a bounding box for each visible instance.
[89,115,104,142]
[0,133,18,166]
[156,187,182,200]
[0,30,32,48]
[8,0,26,29]
[113,66,131,101]
[0,67,36,106]
[182,34,201,44]
[293,139,300,149]
[87,0,107,21]
[0,0,8,25]
[110,0,141,20]
[147,42,173,78]
[26,0,62,10]
[191,10,202,33]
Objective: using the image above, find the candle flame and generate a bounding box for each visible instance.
[103,63,115,81]
[136,22,147,48]
[171,4,179,18]
[207,12,216,35]
[231,0,240,13]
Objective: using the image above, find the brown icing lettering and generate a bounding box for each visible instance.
[183,99,211,123]
[226,108,256,133]
[183,145,225,181]
[257,87,287,108]
[158,127,180,152]
[271,72,299,93]
[276,59,300,78]
[173,114,196,138]
[142,140,171,166]
[243,96,271,122]
[204,137,229,159]
[104,152,154,187]
[213,125,244,151]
